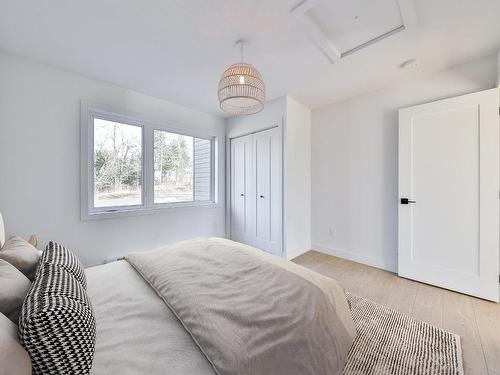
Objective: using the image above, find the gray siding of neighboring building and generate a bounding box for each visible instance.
[194,138,212,201]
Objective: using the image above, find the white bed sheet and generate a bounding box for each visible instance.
[86,260,216,375]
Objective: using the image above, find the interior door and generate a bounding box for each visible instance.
[398,88,499,302]
[230,134,252,245]
[252,127,282,256]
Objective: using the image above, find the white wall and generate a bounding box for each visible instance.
[284,97,311,259]
[0,52,226,266]
[311,55,498,272]
[225,97,286,139]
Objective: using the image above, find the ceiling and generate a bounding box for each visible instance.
[0,0,499,117]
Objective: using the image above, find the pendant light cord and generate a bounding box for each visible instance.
[235,39,245,63]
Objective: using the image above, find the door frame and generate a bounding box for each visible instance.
[226,123,284,257]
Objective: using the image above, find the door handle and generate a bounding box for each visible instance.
[240,193,244,197]
[259,195,265,199]
[400,198,416,204]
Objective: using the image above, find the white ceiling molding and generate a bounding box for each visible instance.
[292,0,417,64]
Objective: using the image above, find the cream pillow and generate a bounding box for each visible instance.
[0,236,41,280]
[0,312,32,375]
[0,259,31,323]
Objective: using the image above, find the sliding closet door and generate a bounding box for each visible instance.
[252,128,282,256]
[230,135,253,245]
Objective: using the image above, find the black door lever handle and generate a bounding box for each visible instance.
[400,198,416,204]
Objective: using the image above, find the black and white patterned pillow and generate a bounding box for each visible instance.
[19,255,95,375]
[22,263,91,313]
[40,241,87,289]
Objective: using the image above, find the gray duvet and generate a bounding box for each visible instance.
[126,238,356,375]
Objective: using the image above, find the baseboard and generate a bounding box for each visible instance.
[311,243,398,273]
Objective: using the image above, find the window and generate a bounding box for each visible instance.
[81,104,217,219]
[153,130,212,204]
[94,119,142,208]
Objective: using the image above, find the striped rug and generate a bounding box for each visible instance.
[344,293,464,375]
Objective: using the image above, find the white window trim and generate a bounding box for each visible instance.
[80,101,219,221]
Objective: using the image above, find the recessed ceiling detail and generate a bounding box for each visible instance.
[292,0,417,63]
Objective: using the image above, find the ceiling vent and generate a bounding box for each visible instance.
[292,0,417,63]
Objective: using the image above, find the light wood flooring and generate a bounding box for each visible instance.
[292,251,500,375]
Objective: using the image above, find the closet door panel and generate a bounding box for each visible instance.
[253,127,282,256]
[230,135,252,244]
[254,132,270,247]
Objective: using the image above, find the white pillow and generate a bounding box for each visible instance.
[0,312,32,375]
[0,236,40,280]
[0,259,31,323]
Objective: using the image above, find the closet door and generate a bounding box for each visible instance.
[230,135,253,245]
[252,128,282,256]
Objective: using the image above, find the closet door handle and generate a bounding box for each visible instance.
[400,198,416,204]
[240,193,245,197]
[259,195,265,199]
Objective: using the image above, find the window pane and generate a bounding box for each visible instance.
[93,118,142,208]
[154,130,194,203]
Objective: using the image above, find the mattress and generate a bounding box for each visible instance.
[86,260,215,375]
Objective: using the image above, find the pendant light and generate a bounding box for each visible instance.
[218,40,266,115]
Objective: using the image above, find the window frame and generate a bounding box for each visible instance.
[81,101,218,220]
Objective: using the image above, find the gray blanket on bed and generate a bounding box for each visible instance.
[126,238,356,375]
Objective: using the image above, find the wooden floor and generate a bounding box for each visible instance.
[292,251,500,375]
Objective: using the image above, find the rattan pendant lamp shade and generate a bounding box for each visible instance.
[218,41,266,115]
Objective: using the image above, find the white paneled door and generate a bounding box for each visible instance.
[230,127,282,256]
[399,88,499,302]
[230,134,252,246]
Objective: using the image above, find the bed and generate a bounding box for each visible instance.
[1,227,355,375]
[2,223,465,375]
[86,237,356,375]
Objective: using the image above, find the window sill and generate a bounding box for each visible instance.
[81,201,220,221]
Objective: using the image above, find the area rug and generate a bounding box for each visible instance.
[344,293,464,375]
